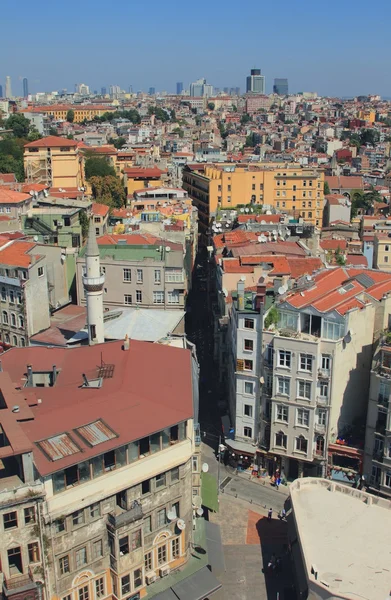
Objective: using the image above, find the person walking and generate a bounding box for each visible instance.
[268,507,273,521]
[276,476,281,490]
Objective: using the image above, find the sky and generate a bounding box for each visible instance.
[2,0,391,98]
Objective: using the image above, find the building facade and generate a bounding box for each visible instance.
[273,79,288,95]
[24,137,85,189]
[246,69,265,94]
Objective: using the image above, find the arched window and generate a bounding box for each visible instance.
[2,311,8,324]
[12,336,17,346]
[1,287,6,302]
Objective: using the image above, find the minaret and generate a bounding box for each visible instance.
[83,218,105,345]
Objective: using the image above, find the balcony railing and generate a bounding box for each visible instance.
[373,451,384,463]
[314,422,326,434]
[316,396,328,405]
[375,420,386,435]
[107,501,143,530]
[4,567,36,593]
[318,369,330,380]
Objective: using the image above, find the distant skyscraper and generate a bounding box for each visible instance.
[129,85,133,94]
[0,85,3,98]
[109,85,121,98]
[176,82,183,95]
[23,78,28,98]
[149,87,156,95]
[101,87,107,96]
[246,68,265,94]
[5,76,12,99]
[273,78,288,95]
[190,78,213,97]
[75,83,89,95]
[223,87,229,94]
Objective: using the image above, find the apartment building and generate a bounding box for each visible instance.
[76,234,187,311]
[0,188,33,220]
[226,280,265,448]
[24,136,85,189]
[23,105,117,123]
[0,337,200,600]
[0,240,70,347]
[123,168,166,197]
[363,337,391,497]
[261,267,391,480]
[183,163,325,237]
[373,233,391,270]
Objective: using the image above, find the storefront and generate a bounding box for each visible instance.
[328,442,363,484]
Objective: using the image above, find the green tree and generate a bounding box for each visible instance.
[173,127,184,138]
[108,136,127,149]
[245,133,257,147]
[0,138,26,181]
[85,156,116,179]
[79,209,89,240]
[6,114,31,138]
[351,190,372,218]
[232,105,237,112]
[241,113,251,125]
[264,306,278,328]
[89,176,126,208]
[27,127,42,142]
[335,247,345,266]
[360,128,380,146]
[48,127,59,136]
[66,109,75,123]
[324,181,330,195]
[207,102,215,110]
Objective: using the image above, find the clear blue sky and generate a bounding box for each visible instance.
[3,0,391,97]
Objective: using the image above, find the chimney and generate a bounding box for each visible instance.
[237,278,245,311]
[27,365,33,387]
[255,277,266,312]
[123,334,130,351]
[52,365,57,385]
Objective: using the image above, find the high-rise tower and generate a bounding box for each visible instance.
[23,78,29,97]
[82,219,105,345]
[246,68,265,94]
[5,76,12,99]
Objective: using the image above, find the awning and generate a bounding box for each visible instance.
[201,472,219,512]
[205,521,225,577]
[225,438,257,456]
[171,566,222,600]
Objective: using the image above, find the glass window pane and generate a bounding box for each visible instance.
[150,432,161,454]
[178,422,186,441]
[91,455,104,478]
[78,461,91,483]
[115,446,126,467]
[52,471,65,494]
[162,429,170,449]
[127,442,139,463]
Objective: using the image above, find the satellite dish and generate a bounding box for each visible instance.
[278,286,285,295]
[29,190,34,196]
[33,236,39,242]
[261,220,266,224]
[306,275,312,281]
[257,236,263,242]
[176,519,186,531]
[266,210,272,215]
[245,208,249,213]
[196,508,204,517]
[240,208,245,213]
[225,223,230,228]
[167,510,177,521]
[192,495,202,509]
[202,462,209,473]
[272,230,277,235]
[250,207,254,212]
[165,246,171,252]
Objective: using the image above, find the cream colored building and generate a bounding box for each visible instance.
[24,136,85,189]
[373,233,391,270]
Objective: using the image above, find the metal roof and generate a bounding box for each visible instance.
[37,433,80,461]
[354,272,375,289]
[76,419,117,447]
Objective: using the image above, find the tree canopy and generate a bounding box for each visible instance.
[207,102,215,111]
[324,181,330,195]
[108,137,127,149]
[66,109,75,123]
[85,156,116,179]
[89,176,126,209]
[241,113,251,125]
[6,114,31,138]
[0,137,26,181]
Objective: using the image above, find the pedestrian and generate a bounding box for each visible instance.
[276,476,281,490]
[276,556,282,572]
[279,508,286,521]
[268,507,273,521]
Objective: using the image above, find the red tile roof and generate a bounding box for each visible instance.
[325,175,363,190]
[25,136,78,148]
[320,239,348,251]
[123,167,165,178]
[97,233,182,250]
[0,340,193,476]
[0,241,36,267]
[21,183,48,193]
[286,257,323,279]
[237,214,281,224]
[0,174,16,183]
[0,188,31,205]
[92,202,110,217]
[345,253,368,267]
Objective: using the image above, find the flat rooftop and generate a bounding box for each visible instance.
[290,478,391,600]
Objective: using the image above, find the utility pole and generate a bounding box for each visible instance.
[217,434,221,497]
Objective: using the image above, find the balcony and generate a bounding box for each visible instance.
[107,500,144,530]
[0,275,21,287]
[316,396,328,406]
[313,449,325,459]
[375,420,387,435]
[3,567,38,598]
[372,451,384,463]
[378,394,389,408]
[318,369,330,380]
[314,422,326,434]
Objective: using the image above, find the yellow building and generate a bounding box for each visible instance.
[182,163,325,234]
[374,233,391,270]
[24,136,85,188]
[23,104,117,123]
[123,167,166,196]
[357,110,376,124]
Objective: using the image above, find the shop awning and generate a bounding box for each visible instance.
[225,438,257,456]
[201,472,219,512]
[171,566,222,600]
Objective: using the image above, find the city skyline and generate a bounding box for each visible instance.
[2,0,391,97]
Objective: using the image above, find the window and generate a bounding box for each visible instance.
[12,335,17,346]
[95,578,105,599]
[244,339,254,351]
[90,503,100,518]
[4,511,17,529]
[244,318,254,329]
[277,376,290,396]
[119,536,129,555]
[124,294,132,305]
[192,455,199,471]
[9,290,14,303]
[55,518,66,534]
[252,184,255,191]
[297,408,310,427]
[157,508,166,527]
[121,575,131,596]
[154,269,161,283]
[298,380,311,399]
[243,426,252,438]
[167,290,180,304]
[386,246,390,252]
[171,466,180,482]
[75,547,87,568]
[72,510,84,527]
[20,337,25,347]
[59,555,70,575]
[27,541,40,563]
[172,501,180,518]
[95,228,99,236]
[143,516,152,535]
[63,595,71,600]
[279,350,291,368]
[379,380,390,404]
[244,404,253,417]
[317,409,327,426]
[38,267,44,277]
[385,256,389,264]
[278,311,297,330]
[142,479,151,494]
[244,381,254,395]
[155,473,166,488]
[323,319,344,341]
[295,436,308,453]
[145,551,153,572]
[321,354,331,371]
[153,291,164,304]
[131,529,142,551]
[2,310,8,324]
[300,354,312,371]
[157,544,167,565]
[320,381,328,398]
[244,359,253,371]
[137,269,143,283]
[123,268,131,282]
[276,404,289,422]
[18,315,24,328]
[228,185,231,192]
[24,507,36,524]
[275,431,287,448]
[0,287,6,302]
[92,540,103,560]
[172,537,180,558]
[134,568,143,589]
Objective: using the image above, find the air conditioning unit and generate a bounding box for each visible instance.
[146,572,157,585]
[57,221,64,228]
[159,566,171,577]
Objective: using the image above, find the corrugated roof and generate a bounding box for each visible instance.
[76,420,117,447]
[38,433,80,461]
